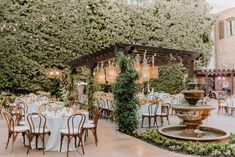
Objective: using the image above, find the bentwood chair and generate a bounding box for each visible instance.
[10,102,28,118]
[27,113,50,154]
[59,113,86,157]
[141,102,159,129]
[171,98,180,114]
[3,112,29,152]
[83,108,103,146]
[155,103,170,126]
[15,105,27,126]
[101,99,114,120]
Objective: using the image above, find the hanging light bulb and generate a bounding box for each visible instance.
[93,67,99,81]
[141,51,150,82]
[149,54,159,79]
[106,61,118,84]
[97,63,106,84]
[134,54,143,84]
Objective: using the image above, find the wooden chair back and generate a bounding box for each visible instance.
[93,109,103,127]
[171,98,180,105]
[15,106,25,125]
[147,103,158,116]
[27,113,47,134]
[3,112,15,132]
[67,114,86,135]
[106,99,113,110]
[16,102,28,114]
[161,103,170,115]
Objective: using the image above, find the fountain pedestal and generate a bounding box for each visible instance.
[159,81,229,142]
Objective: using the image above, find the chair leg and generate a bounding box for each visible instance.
[22,132,25,146]
[75,136,77,148]
[60,134,64,152]
[148,117,151,129]
[154,117,158,127]
[91,129,98,146]
[27,134,33,154]
[84,129,88,142]
[141,116,144,128]
[161,117,163,126]
[167,116,170,125]
[35,135,38,149]
[11,133,17,152]
[66,136,70,157]
[95,128,98,143]
[42,134,45,155]
[79,137,85,155]
[6,132,11,149]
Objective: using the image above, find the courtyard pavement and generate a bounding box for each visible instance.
[0,99,233,157]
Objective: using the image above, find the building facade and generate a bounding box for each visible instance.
[197,7,235,96]
[214,7,235,69]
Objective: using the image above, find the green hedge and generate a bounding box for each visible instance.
[0,0,213,93]
[134,130,235,156]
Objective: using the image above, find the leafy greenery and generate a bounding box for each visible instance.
[134,130,235,156]
[0,0,213,93]
[114,53,139,134]
[150,61,188,94]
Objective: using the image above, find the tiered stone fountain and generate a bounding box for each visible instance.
[159,81,229,142]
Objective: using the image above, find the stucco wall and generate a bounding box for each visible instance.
[214,7,235,69]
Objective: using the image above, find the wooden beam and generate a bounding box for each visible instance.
[68,43,201,73]
[205,72,209,96]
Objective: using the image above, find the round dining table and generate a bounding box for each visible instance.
[25,110,89,152]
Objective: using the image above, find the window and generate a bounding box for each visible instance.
[226,18,235,37]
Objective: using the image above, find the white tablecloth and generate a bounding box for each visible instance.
[26,111,89,152]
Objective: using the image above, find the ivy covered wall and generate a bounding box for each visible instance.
[150,62,188,94]
[0,0,214,93]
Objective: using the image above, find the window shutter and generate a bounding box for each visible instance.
[232,18,235,36]
[219,20,224,39]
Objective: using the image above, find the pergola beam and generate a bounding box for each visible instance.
[69,43,201,78]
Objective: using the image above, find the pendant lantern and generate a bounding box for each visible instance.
[141,51,150,82]
[106,61,118,84]
[97,63,106,84]
[134,54,143,84]
[149,54,159,79]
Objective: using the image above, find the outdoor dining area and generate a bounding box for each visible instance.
[0,93,101,157]
[1,41,235,157]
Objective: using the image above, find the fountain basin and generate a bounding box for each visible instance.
[159,125,229,143]
[181,90,204,105]
[172,105,214,130]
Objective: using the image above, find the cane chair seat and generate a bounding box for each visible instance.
[18,121,26,126]
[60,128,81,135]
[83,123,95,129]
[31,128,50,134]
[11,126,29,132]
[88,120,94,124]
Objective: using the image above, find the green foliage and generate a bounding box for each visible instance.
[0,0,213,93]
[133,130,235,156]
[114,53,139,134]
[150,62,188,94]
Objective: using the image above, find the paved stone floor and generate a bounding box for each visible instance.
[0,99,234,157]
